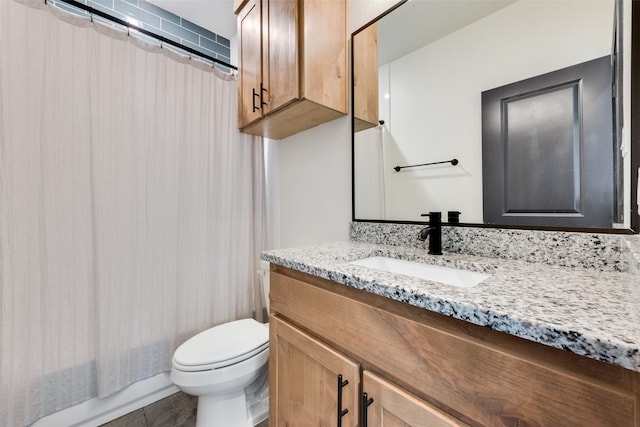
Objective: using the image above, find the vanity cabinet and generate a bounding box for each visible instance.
[270,316,466,426]
[234,0,347,140]
[353,22,379,132]
[270,316,359,426]
[269,265,640,426]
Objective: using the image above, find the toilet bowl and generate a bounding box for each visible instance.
[171,261,272,427]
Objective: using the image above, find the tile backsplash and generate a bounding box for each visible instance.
[350,222,634,273]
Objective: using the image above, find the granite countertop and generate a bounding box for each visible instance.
[262,241,640,372]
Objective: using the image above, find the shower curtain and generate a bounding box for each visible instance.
[0,1,268,425]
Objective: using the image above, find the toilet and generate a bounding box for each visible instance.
[170,261,271,427]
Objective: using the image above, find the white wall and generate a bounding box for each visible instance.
[355,0,614,223]
[273,117,352,248]
[270,0,401,249]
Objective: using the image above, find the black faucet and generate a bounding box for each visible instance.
[419,212,442,255]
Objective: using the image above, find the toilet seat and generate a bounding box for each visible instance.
[173,318,269,372]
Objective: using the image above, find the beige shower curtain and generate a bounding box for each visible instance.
[0,1,268,425]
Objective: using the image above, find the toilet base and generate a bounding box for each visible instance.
[193,368,269,427]
[246,366,269,425]
[196,389,249,427]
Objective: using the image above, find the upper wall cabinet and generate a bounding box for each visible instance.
[234,0,348,140]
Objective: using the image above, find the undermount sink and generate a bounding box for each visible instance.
[348,256,490,288]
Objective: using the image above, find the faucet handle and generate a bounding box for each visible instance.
[420,211,442,223]
[447,211,461,223]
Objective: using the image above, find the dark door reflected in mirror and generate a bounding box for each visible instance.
[352,0,637,232]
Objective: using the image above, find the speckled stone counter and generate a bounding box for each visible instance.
[262,235,640,372]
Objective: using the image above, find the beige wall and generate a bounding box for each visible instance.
[271,0,401,248]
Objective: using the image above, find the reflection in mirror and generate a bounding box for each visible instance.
[353,0,633,230]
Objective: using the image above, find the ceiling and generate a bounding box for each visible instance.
[378,0,515,65]
[148,0,237,40]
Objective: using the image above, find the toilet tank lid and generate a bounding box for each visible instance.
[173,318,268,369]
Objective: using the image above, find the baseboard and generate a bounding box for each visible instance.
[32,372,179,427]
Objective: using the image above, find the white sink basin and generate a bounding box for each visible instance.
[348,256,490,288]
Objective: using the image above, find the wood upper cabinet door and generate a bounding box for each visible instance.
[263,0,299,113]
[362,371,469,427]
[301,0,348,113]
[270,315,360,426]
[237,0,263,128]
[353,22,379,132]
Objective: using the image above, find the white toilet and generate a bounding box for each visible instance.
[170,262,271,427]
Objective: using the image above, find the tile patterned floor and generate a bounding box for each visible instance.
[100,392,268,427]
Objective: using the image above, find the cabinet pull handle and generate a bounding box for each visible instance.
[252,88,260,112]
[362,392,374,427]
[337,374,349,427]
[260,83,268,107]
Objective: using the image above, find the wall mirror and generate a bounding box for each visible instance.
[352,0,639,233]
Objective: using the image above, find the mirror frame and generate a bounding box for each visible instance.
[351,0,640,234]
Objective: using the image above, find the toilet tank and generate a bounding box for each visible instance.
[259,260,270,314]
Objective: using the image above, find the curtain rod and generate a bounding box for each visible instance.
[48,0,238,71]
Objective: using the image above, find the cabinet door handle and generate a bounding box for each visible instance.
[337,374,349,427]
[252,88,260,112]
[362,392,374,427]
[260,83,268,107]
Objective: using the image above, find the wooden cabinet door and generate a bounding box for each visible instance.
[362,371,469,427]
[263,0,299,114]
[301,0,348,113]
[237,0,263,128]
[270,315,359,427]
[353,22,379,132]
